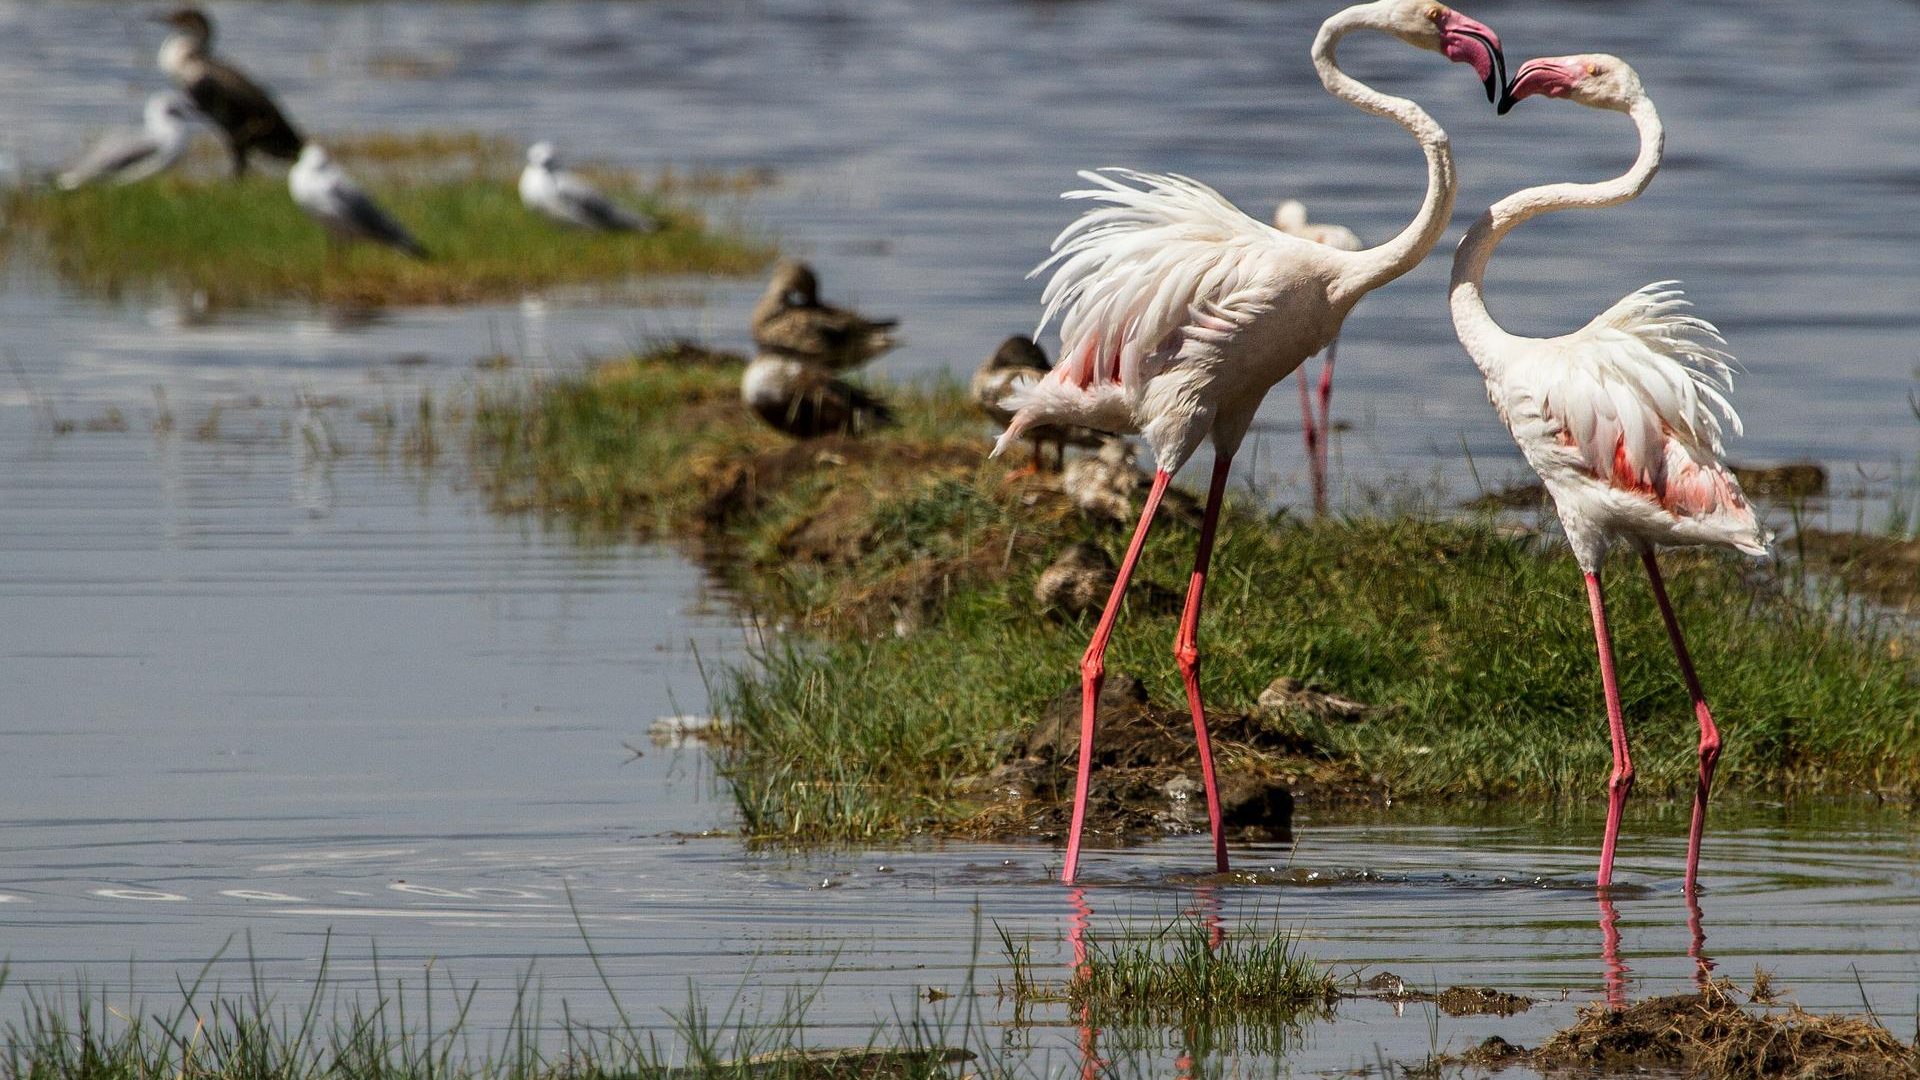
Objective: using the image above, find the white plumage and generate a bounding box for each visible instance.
[519,142,657,233]
[1457,52,1770,893]
[57,93,194,190]
[288,144,428,259]
[1000,0,1511,887]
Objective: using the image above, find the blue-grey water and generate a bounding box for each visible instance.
[1,1,1917,1075]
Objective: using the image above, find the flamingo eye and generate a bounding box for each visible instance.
[1426,6,1445,21]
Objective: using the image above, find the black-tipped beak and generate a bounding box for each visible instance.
[1460,29,1506,105]
[1496,85,1517,115]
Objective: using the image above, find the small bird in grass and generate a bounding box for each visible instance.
[289,144,429,260]
[1272,199,1363,515]
[154,7,303,177]
[519,142,659,233]
[57,93,195,190]
[972,335,1102,473]
[1455,54,1773,891]
[741,353,894,439]
[751,261,898,370]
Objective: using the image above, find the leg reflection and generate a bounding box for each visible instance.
[1685,886,1715,990]
[1597,893,1630,1010]
[1066,887,1103,1080]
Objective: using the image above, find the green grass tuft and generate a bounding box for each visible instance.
[469,352,1920,844]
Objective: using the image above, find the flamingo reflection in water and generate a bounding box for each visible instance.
[1064,886,1226,1079]
[1596,890,1715,1011]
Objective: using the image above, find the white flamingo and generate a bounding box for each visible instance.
[1272,199,1363,514]
[1454,54,1772,891]
[996,0,1506,884]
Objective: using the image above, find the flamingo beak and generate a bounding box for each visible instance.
[1497,58,1586,115]
[1437,12,1506,105]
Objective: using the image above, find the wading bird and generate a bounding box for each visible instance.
[1271,200,1363,514]
[1453,54,1771,891]
[519,142,659,233]
[56,93,194,190]
[996,0,1506,883]
[973,336,1101,473]
[751,261,898,370]
[741,354,894,439]
[289,144,429,260]
[155,7,303,177]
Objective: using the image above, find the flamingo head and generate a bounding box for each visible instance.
[1378,2,1506,104]
[764,260,819,309]
[1498,54,1644,115]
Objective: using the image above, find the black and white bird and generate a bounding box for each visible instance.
[741,354,894,440]
[750,261,898,371]
[57,93,194,190]
[289,144,428,259]
[972,335,1102,472]
[155,7,303,177]
[518,143,657,233]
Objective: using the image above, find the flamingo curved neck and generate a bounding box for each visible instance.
[1450,96,1664,364]
[1311,9,1456,303]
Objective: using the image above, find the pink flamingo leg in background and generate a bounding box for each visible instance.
[1174,457,1234,875]
[1585,572,1634,888]
[1639,549,1721,892]
[1298,372,1325,515]
[1062,470,1173,884]
[1314,338,1338,504]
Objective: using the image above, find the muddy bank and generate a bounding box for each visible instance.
[1459,980,1919,1079]
[953,674,1386,845]
[1793,529,1920,611]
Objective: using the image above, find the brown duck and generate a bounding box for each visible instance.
[750,262,898,371]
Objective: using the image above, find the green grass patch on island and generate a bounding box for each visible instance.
[2,134,772,307]
[469,348,1920,844]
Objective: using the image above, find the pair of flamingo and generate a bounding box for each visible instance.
[997,0,1771,890]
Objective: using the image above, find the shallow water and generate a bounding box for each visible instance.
[2,1,1918,1075]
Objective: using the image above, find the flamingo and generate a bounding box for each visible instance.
[996,0,1506,884]
[1452,54,1773,891]
[1271,200,1363,514]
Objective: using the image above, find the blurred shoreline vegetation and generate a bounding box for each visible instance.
[1,131,773,308]
[468,345,1920,844]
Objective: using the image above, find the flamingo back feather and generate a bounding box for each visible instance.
[1508,282,1763,543]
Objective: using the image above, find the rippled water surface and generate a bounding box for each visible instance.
[2,0,1917,1074]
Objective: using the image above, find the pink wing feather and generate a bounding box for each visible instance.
[1507,282,1766,544]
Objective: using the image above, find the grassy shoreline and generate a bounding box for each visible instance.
[470,348,1920,845]
[2,135,771,307]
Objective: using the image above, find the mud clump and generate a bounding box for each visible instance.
[1359,972,1531,1017]
[957,674,1383,845]
[1485,980,1920,1079]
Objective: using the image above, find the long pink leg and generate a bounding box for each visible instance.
[1584,572,1634,888]
[1062,469,1173,884]
[1640,549,1720,892]
[1298,369,1325,515]
[1315,337,1338,505]
[1174,456,1234,874]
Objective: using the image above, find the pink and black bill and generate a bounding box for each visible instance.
[1497,57,1587,115]
[1437,9,1508,105]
